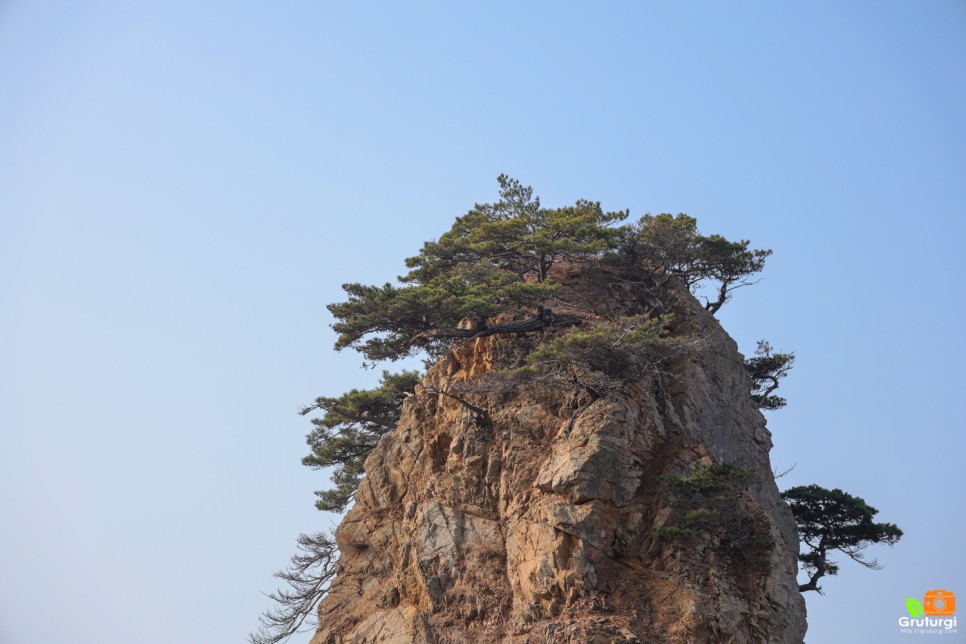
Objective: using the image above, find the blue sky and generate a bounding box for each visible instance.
[2,2,964,642]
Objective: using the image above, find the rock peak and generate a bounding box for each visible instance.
[312,265,806,643]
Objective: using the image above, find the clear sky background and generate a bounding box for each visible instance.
[2,2,964,643]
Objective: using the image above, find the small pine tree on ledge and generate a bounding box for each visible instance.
[782,484,903,594]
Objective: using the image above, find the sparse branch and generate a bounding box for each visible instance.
[704,277,763,314]
[249,532,339,644]
[426,385,488,420]
[772,462,797,479]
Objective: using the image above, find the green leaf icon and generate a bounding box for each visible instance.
[906,597,925,617]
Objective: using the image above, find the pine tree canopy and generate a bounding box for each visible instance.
[745,340,795,411]
[404,175,627,284]
[327,176,772,364]
[782,484,903,593]
[617,213,773,313]
[301,370,422,513]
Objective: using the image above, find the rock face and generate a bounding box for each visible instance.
[311,266,807,643]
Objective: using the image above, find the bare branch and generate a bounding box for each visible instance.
[425,385,488,421]
[249,532,339,644]
[772,462,797,479]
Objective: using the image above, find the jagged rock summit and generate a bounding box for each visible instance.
[311,265,806,643]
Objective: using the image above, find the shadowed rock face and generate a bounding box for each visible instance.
[311,266,807,644]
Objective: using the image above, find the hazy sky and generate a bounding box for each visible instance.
[2,2,964,643]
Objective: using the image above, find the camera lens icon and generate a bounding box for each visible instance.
[924,590,956,617]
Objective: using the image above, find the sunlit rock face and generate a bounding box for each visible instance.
[311,265,806,644]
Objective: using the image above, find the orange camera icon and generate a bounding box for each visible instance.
[924,589,955,616]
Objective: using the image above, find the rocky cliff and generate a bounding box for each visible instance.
[310,265,807,643]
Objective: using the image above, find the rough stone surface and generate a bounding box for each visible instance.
[311,266,807,643]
